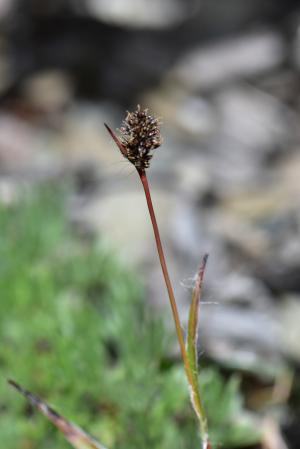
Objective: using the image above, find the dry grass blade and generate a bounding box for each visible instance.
[8,380,108,449]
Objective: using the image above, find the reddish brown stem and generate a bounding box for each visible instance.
[139,169,212,449]
[138,170,195,388]
[105,120,212,448]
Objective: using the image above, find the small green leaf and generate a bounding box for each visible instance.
[187,254,208,379]
[185,255,210,448]
[8,380,108,449]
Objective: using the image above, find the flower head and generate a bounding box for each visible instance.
[118,105,162,171]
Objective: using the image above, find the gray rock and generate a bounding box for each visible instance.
[206,85,296,193]
[279,295,300,362]
[85,0,190,28]
[214,86,294,160]
[21,70,73,114]
[198,304,285,378]
[258,233,300,293]
[172,30,285,91]
[0,113,61,177]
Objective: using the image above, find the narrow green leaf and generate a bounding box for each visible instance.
[187,254,208,377]
[8,380,108,449]
[185,255,210,448]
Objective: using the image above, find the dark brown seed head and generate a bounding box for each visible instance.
[119,105,162,170]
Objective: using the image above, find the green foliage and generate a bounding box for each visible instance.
[1,185,259,449]
[201,369,260,448]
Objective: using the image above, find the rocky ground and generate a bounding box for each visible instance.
[1,1,300,447]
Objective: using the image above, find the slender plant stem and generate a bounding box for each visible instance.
[139,170,211,449]
[104,122,211,448]
[139,173,199,379]
[138,171,190,369]
[104,125,195,389]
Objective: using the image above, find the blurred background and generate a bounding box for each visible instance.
[1,1,300,448]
